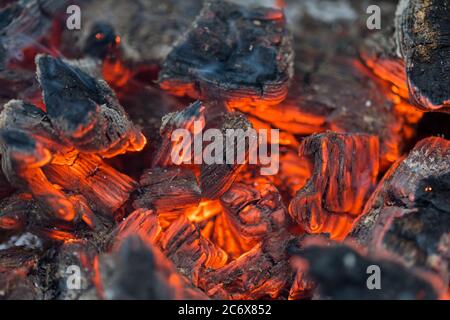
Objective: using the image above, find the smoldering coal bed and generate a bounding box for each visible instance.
[0,0,448,300]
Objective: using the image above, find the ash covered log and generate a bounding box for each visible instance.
[159,0,293,108]
[200,112,254,199]
[100,236,208,300]
[289,132,380,240]
[288,238,445,300]
[132,167,201,222]
[350,137,450,283]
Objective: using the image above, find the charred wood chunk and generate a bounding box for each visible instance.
[43,154,137,216]
[36,54,145,157]
[218,178,289,258]
[289,132,380,240]
[202,233,294,300]
[114,209,162,248]
[350,137,450,282]
[100,236,208,300]
[0,126,77,221]
[0,52,145,222]
[395,0,450,113]
[159,0,293,107]
[200,112,254,199]
[159,215,228,286]
[0,193,36,231]
[152,101,205,168]
[133,167,201,219]
[0,246,43,300]
[288,239,443,300]
[0,100,137,223]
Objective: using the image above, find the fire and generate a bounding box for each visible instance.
[1,0,447,301]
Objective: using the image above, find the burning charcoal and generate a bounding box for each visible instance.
[60,0,203,64]
[199,179,294,299]
[55,241,101,300]
[0,242,43,300]
[152,101,205,168]
[100,236,208,300]
[202,233,294,300]
[132,168,201,223]
[200,112,254,199]
[289,132,380,240]
[159,215,228,286]
[217,178,290,258]
[0,54,144,223]
[0,0,69,67]
[159,0,293,108]
[350,137,450,283]
[360,26,409,100]
[229,1,415,169]
[114,209,161,244]
[116,79,181,140]
[0,193,36,231]
[288,238,444,300]
[267,149,312,200]
[42,154,137,217]
[0,102,137,223]
[0,69,39,107]
[36,54,146,157]
[395,0,450,113]
[83,23,119,61]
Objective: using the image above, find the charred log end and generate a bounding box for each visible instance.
[398,0,450,113]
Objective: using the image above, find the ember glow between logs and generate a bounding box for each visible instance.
[0,0,448,301]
